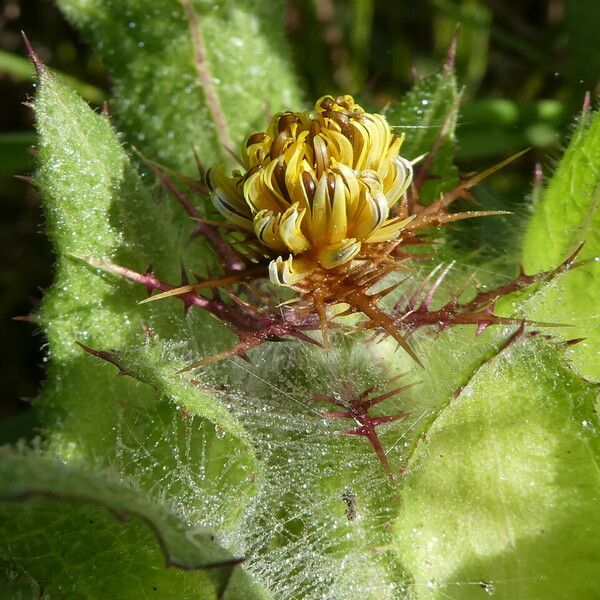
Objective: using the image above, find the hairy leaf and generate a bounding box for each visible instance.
[394,338,600,599]
[521,108,600,380]
[34,68,257,526]
[79,341,260,529]
[0,451,268,599]
[57,0,302,174]
[0,567,41,600]
[386,67,460,204]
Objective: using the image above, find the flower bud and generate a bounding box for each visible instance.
[210,95,413,286]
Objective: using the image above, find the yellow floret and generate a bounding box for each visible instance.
[209,95,414,286]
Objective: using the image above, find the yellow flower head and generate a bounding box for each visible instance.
[209,95,414,286]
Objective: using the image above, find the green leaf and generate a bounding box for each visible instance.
[521,108,600,381]
[0,566,41,600]
[34,68,257,526]
[79,341,260,529]
[393,338,600,599]
[56,0,302,173]
[88,342,256,455]
[386,67,460,204]
[0,450,268,599]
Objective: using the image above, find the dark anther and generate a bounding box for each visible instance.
[322,110,349,126]
[327,172,336,200]
[322,109,351,137]
[302,171,316,201]
[246,132,266,147]
[335,96,351,109]
[278,112,300,132]
[243,164,263,179]
[274,160,289,200]
[319,96,334,110]
[309,120,322,139]
[270,131,290,159]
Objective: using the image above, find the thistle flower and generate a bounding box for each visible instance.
[90,92,578,372]
[209,95,415,286]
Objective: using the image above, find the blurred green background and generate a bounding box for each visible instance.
[1,0,598,439]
